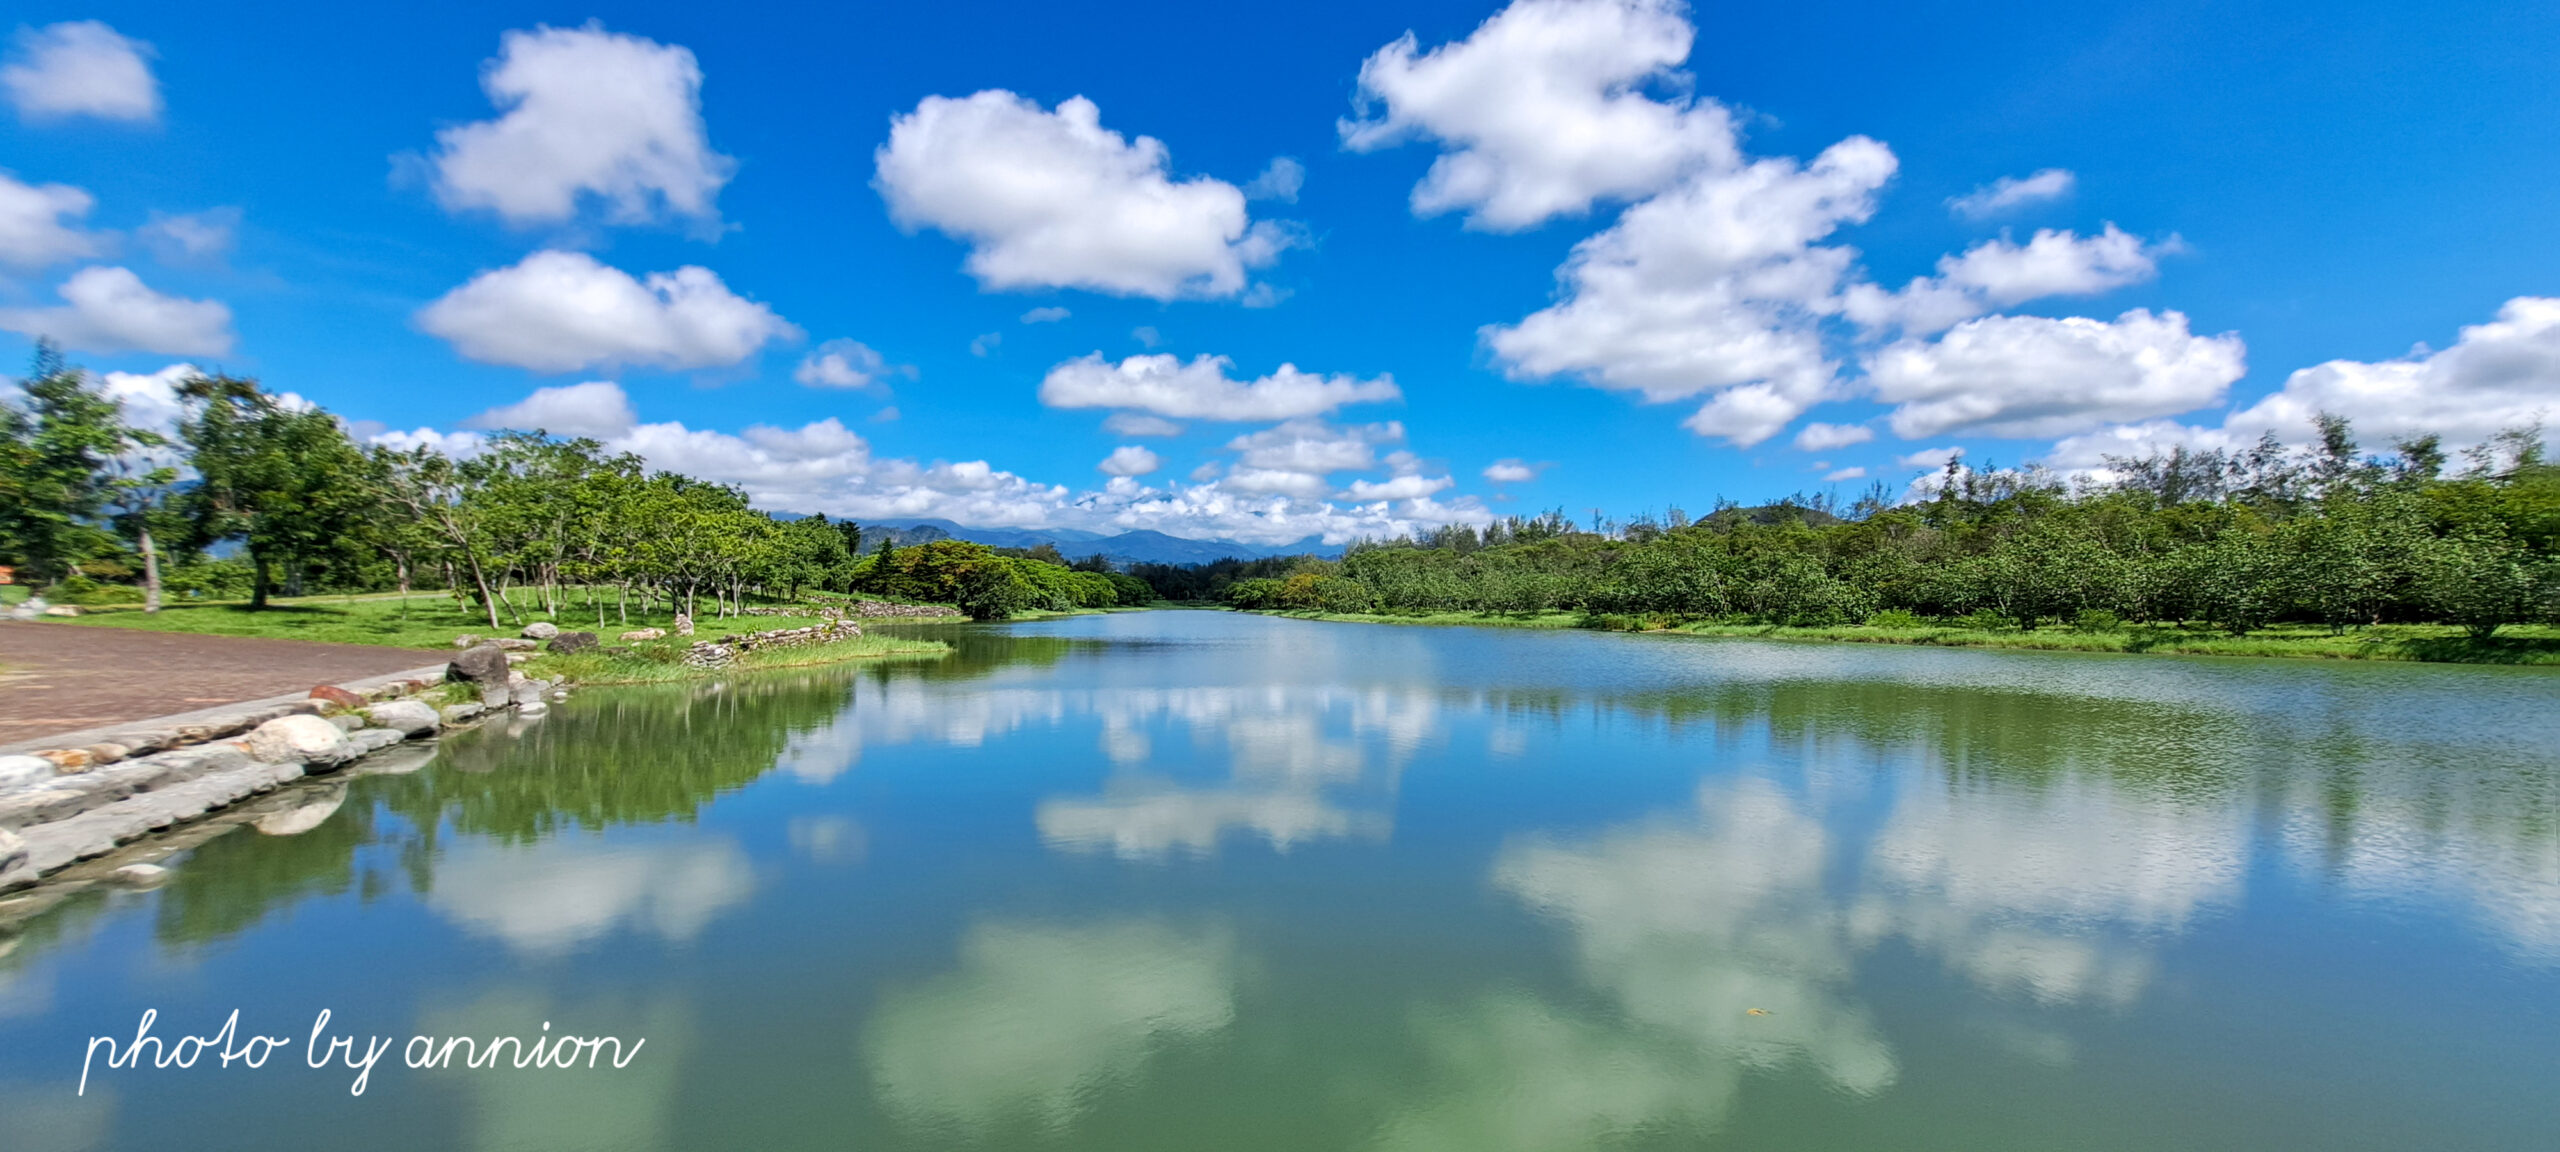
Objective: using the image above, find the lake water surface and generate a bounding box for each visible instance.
[4,611,2556,1150]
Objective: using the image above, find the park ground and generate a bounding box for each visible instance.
[0,589,960,741]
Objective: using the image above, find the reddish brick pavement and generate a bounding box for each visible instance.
[0,622,439,745]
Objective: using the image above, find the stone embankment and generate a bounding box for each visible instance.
[681,619,866,668]
[740,601,962,620]
[0,639,569,893]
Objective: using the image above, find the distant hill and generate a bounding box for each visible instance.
[821,517,1342,566]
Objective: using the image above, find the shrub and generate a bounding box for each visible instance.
[1867,608,1925,628]
[51,576,145,606]
[2072,608,2125,633]
[1225,578,1288,609]
[1956,609,2018,631]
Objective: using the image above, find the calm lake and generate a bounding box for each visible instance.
[4,610,2555,1150]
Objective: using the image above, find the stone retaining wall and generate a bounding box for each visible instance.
[848,600,964,619]
[740,601,960,619]
[0,654,570,894]
[682,619,866,669]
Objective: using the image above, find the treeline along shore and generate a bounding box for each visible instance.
[5,345,2555,664]
[1167,418,2560,662]
[0,345,1147,636]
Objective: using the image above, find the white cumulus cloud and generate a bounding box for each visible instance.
[1845,225,2164,336]
[1486,135,1899,446]
[1341,473,1453,501]
[0,266,233,356]
[1040,352,1399,421]
[1225,420,1400,475]
[1947,169,2076,219]
[1792,422,1874,451]
[464,380,638,438]
[1866,309,2245,440]
[423,23,731,230]
[3,21,159,123]
[416,249,795,373]
[98,363,196,438]
[875,90,1288,299]
[2046,296,2560,468]
[1098,445,1161,476]
[1342,0,1736,231]
[1019,306,1070,324]
[136,206,241,265]
[0,171,105,269]
[1242,157,1305,203]
[794,339,900,389]
[1482,458,1541,483]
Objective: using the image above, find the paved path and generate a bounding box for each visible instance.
[0,621,440,746]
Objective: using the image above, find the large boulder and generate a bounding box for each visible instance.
[0,755,55,791]
[345,728,404,756]
[446,643,509,687]
[492,637,541,651]
[522,621,560,640]
[0,827,26,881]
[619,627,665,641]
[548,630,599,655]
[364,699,441,737]
[452,634,483,649]
[243,714,353,765]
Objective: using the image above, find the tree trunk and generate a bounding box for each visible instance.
[249,550,272,610]
[138,525,162,613]
[465,555,501,630]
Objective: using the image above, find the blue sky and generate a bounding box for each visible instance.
[3,0,2555,544]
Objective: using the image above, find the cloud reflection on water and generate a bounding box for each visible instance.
[863,918,1236,1134]
[427,837,754,958]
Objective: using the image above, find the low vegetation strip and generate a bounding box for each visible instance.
[1242,608,2560,664]
[1201,419,2559,664]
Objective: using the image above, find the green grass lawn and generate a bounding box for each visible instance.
[1243,608,2560,665]
[51,591,856,650]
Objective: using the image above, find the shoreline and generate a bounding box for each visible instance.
[531,632,951,684]
[1237,609,2560,666]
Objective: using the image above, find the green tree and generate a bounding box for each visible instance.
[177,374,379,608]
[0,343,145,586]
[2420,530,2552,640]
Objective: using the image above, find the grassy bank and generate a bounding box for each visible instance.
[47,591,903,650]
[528,632,952,684]
[1242,609,2560,665]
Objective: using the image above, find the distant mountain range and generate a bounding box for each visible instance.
[823,518,1342,566]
